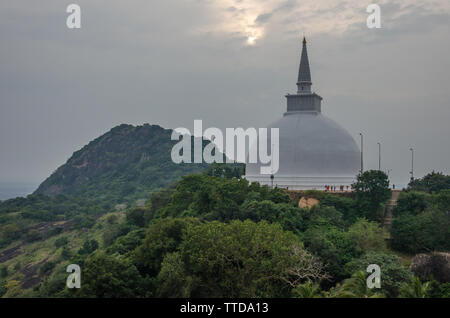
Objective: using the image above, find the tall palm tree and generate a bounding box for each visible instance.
[293,281,323,298]
[399,276,430,298]
[335,271,385,298]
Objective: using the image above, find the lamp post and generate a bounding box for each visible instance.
[377,142,381,171]
[359,133,364,174]
[386,169,391,177]
[410,148,414,181]
[270,174,274,189]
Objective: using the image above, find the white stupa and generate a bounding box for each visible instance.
[245,38,361,190]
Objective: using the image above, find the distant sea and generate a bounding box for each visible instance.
[0,182,38,201]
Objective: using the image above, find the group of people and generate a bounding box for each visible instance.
[324,185,350,192]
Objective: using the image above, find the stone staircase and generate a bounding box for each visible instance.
[383,190,402,229]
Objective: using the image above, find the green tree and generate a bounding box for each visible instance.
[292,281,323,298]
[155,252,196,298]
[345,251,412,297]
[399,276,431,298]
[0,265,7,278]
[408,171,450,193]
[428,281,450,298]
[49,226,64,237]
[107,229,145,256]
[159,174,290,222]
[317,193,358,224]
[134,217,200,276]
[61,246,72,260]
[55,237,69,248]
[299,205,345,230]
[145,183,178,222]
[71,215,95,230]
[105,214,118,224]
[0,223,21,241]
[38,270,68,297]
[78,239,99,255]
[40,261,56,275]
[436,189,450,211]
[352,170,391,221]
[75,252,145,298]
[393,191,431,217]
[156,220,327,298]
[302,226,358,283]
[126,208,146,227]
[334,271,385,298]
[391,209,450,253]
[25,229,42,242]
[102,223,130,247]
[238,199,303,234]
[348,218,387,254]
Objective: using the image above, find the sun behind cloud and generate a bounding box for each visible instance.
[246,36,256,45]
[190,0,450,45]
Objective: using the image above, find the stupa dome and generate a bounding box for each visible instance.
[245,38,360,190]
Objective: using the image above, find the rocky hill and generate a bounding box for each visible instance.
[34,123,209,203]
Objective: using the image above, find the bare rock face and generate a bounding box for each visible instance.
[299,197,319,209]
[410,252,450,283]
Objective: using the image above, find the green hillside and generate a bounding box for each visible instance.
[34,123,210,204]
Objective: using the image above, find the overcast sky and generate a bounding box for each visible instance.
[1,0,449,188]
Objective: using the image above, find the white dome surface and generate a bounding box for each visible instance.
[248,111,360,176]
[245,112,360,190]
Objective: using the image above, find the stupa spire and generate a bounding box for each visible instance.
[297,37,312,94]
[286,37,322,113]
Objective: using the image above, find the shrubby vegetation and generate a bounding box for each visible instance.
[408,171,450,193]
[155,220,327,298]
[0,170,448,298]
[344,251,412,297]
[391,190,450,254]
[0,195,108,249]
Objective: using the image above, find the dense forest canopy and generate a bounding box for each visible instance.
[1,170,449,298]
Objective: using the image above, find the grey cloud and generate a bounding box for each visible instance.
[255,13,273,24]
[0,0,449,188]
